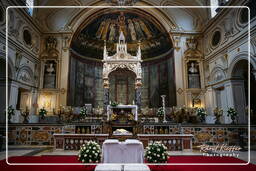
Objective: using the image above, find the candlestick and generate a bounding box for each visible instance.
[161,95,167,123]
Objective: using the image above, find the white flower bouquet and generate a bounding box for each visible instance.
[227,107,238,124]
[80,106,87,117]
[157,107,164,117]
[78,141,101,163]
[196,107,207,122]
[145,141,168,163]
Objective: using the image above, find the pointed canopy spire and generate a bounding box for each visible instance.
[119,31,125,43]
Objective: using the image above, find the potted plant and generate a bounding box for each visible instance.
[227,107,238,124]
[6,105,15,123]
[157,107,164,122]
[196,108,207,123]
[78,141,101,163]
[39,107,47,120]
[145,141,168,163]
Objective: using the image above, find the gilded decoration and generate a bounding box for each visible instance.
[19,128,27,143]
[71,11,171,59]
[32,131,49,141]
[195,132,212,142]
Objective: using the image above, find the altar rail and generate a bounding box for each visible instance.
[3,124,253,148]
[54,134,109,150]
[53,133,193,151]
[137,134,193,151]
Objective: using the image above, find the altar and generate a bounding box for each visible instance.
[102,139,144,163]
[107,105,138,121]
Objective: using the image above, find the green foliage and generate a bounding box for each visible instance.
[7,105,15,121]
[110,101,118,107]
[78,141,101,163]
[39,108,47,119]
[196,108,207,122]
[145,142,168,163]
[157,107,164,117]
[227,107,238,122]
[80,106,87,117]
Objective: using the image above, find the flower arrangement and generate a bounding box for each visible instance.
[214,107,223,124]
[227,107,238,124]
[110,101,118,107]
[7,105,15,123]
[196,108,207,122]
[39,107,47,120]
[157,107,164,117]
[80,106,87,118]
[78,141,101,163]
[145,141,168,163]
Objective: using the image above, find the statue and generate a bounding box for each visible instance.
[189,62,198,73]
[46,63,55,74]
[188,62,200,88]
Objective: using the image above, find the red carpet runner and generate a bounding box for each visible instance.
[0,156,255,171]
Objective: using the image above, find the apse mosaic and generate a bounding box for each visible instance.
[71,12,172,59]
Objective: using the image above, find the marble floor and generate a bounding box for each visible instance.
[0,146,255,164]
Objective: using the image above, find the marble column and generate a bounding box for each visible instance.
[135,87,142,111]
[29,88,39,123]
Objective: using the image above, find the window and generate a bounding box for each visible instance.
[211,31,221,47]
[23,29,32,46]
[210,0,230,18]
[210,0,218,18]
[26,0,34,16]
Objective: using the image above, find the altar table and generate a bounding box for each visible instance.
[102,139,144,163]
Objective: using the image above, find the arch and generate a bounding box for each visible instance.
[0,56,15,80]
[227,52,256,78]
[210,65,226,83]
[68,7,176,47]
[16,65,35,86]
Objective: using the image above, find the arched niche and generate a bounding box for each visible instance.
[108,68,136,105]
[16,65,34,86]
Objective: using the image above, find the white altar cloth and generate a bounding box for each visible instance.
[95,164,150,171]
[102,139,144,163]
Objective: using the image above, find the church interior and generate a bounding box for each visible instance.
[0,0,256,170]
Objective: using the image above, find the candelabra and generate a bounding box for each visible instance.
[161,95,167,123]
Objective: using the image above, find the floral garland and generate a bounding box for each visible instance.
[78,141,101,163]
[196,108,207,122]
[227,107,238,123]
[39,108,47,119]
[157,107,164,117]
[80,106,87,117]
[145,141,168,163]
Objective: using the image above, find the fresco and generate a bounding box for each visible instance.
[71,12,172,59]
